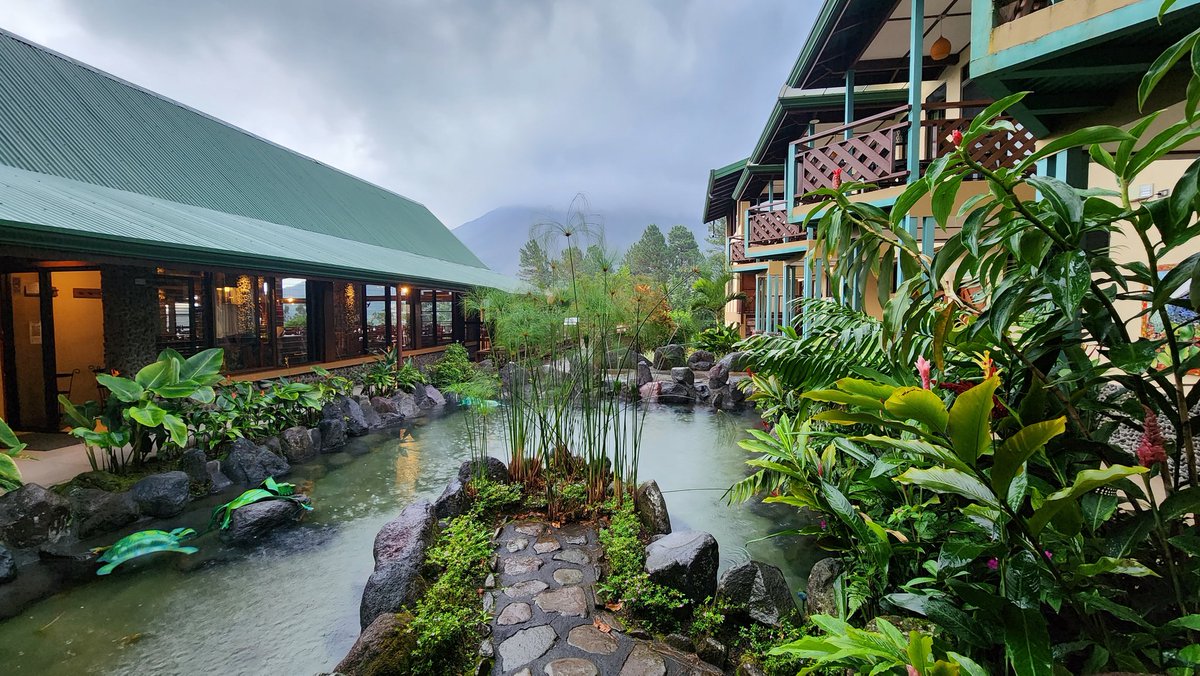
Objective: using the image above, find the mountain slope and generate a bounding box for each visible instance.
[453,205,706,277]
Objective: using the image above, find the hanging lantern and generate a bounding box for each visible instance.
[930,35,952,61]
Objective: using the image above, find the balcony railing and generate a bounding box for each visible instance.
[729,237,748,264]
[994,0,1054,27]
[748,201,803,246]
[792,101,1035,206]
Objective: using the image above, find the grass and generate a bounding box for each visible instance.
[596,499,687,633]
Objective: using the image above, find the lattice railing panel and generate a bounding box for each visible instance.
[749,208,800,245]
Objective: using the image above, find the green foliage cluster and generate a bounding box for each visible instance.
[736,622,809,676]
[427,343,477,388]
[694,323,741,355]
[0,416,27,491]
[363,348,427,398]
[596,500,687,632]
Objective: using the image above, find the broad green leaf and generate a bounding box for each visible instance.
[821,481,891,571]
[0,453,22,490]
[967,92,1028,136]
[1139,27,1200,110]
[161,413,188,448]
[938,537,985,571]
[803,389,885,410]
[95,374,144,403]
[1027,175,1083,229]
[927,598,993,648]
[134,358,179,390]
[1005,550,1043,610]
[180,347,225,383]
[1159,486,1200,521]
[835,377,897,400]
[1003,605,1053,676]
[1181,644,1200,666]
[1107,340,1162,374]
[856,435,973,473]
[946,376,1000,465]
[1074,557,1159,578]
[948,651,990,676]
[895,467,1000,508]
[1029,465,1149,535]
[885,387,949,433]
[128,402,167,427]
[189,386,216,404]
[992,417,1066,499]
[812,411,923,436]
[1168,534,1200,556]
[0,417,26,453]
[1044,250,1089,316]
[1080,492,1118,532]
[932,173,965,228]
[1017,126,1134,173]
[1168,615,1200,632]
[1079,590,1154,629]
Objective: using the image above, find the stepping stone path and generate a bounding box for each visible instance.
[485,520,723,675]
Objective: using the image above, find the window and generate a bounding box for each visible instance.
[366,284,390,351]
[333,281,365,359]
[155,273,207,356]
[395,285,414,350]
[419,288,457,347]
[276,278,309,366]
[437,290,454,343]
[214,273,274,371]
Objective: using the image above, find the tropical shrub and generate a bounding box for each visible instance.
[395,357,426,393]
[0,416,26,491]
[61,348,224,473]
[689,268,745,327]
[694,323,740,355]
[362,347,402,398]
[770,615,983,675]
[427,343,475,388]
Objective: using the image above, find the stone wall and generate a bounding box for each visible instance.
[101,265,158,375]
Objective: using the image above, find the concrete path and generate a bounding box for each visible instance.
[13,441,93,487]
[484,520,720,676]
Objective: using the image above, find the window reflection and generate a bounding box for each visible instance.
[277,278,309,366]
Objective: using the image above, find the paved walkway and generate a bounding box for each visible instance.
[13,441,93,487]
[484,520,720,676]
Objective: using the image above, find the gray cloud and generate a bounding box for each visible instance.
[3,0,816,226]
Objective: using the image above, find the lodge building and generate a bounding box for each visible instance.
[0,29,512,432]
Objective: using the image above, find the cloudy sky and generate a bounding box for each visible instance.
[4,0,817,227]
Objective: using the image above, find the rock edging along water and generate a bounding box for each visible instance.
[0,386,446,613]
[335,471,802,675]
[630,349,754,412]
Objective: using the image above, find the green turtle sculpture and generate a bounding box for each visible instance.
[210,476,313,530]
[95,527,199,575]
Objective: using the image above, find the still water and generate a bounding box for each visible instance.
[0,405,815,675]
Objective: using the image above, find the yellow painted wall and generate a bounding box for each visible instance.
[51,271,105,405]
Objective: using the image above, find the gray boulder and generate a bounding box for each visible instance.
[178,448,211,492]
[635,480,672,536]
[263,436,283,457]
[0,483,72,548]
[130,471,191,518]
[805,557,842,618]
[207,460,233,493]
[319,418,347,452]
[359,401,382,428]
[334,611,412,675]
[360,500,437,628]
[636,361,653,388]
[671,367,695,387]
[644,530,719,602]
[697,636,728,668]
[716,351,749,372]
[653,344,686,370]
[658,382,697,404]
[424,386,446,407]
[710,384,746,411]
[343,398,370,436]
[717,561,797,626]
[0,544,14,583]
[219,496,310,546]
[707,362,730,389]
[392,393,419,418]
[606,348,640,370]
[371,396,400,416]
[499,362,528,392]
[280,425,319,463]
[308,428,322,450]
[458,456,510,485]
[688,350,716,371]
[223,438,291,485]
[436,458,512,519]
[68,488,139,538]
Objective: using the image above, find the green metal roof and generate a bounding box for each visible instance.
[702,158,747,224]
[0,164,519,291]
[0,29,489,272]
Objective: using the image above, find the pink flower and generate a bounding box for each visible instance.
[987,558,998,570]
[1137,406,1167,468]
[819,518,827,530]
[951,129,963,147]
[916,356,932,390]
[1044,550,1053,560]
[831,168,842,188]
[907,666,920,676]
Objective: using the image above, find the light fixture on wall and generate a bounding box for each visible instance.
[930,34,951,61]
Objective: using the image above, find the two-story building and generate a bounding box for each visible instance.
[706,0,1200,335]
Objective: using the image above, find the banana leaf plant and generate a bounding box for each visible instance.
[0,416,27,492]
[60,348,224,473]
[210,476,312,530]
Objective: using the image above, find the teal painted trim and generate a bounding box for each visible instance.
[748,243,809,257]
[786,0,852,88]
[844,70,855,140]
[725,237,731,267]
[785,141,797,212]
[922,215,934,258]
[734,263,768,272]
[971,0,992,75]
[743,209,750,252]
[971,0,1200,78]
[907,0,924,182]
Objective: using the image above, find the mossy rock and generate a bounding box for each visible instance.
[55,470,136,494]
[335,611,418,676]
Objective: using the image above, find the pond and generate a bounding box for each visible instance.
[0,405,816,675]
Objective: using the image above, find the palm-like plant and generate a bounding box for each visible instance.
[689,269,745,327]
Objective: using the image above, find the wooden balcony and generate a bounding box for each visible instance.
[994,0,1054,27]
[729,237,748,264]
[747,202,803,246]
[792,102,1035,206]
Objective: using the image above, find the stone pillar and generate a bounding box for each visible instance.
[101,265,158,374]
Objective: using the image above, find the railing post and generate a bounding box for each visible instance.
[844,69,855,140]
[786,140,797,213]
[907,0,924,182]
[743,207,750,251]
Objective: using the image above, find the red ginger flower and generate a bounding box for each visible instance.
[916,355,932,390]
[831,168,842,188]
[1137,406,1167,468]
[951,129,963,147]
